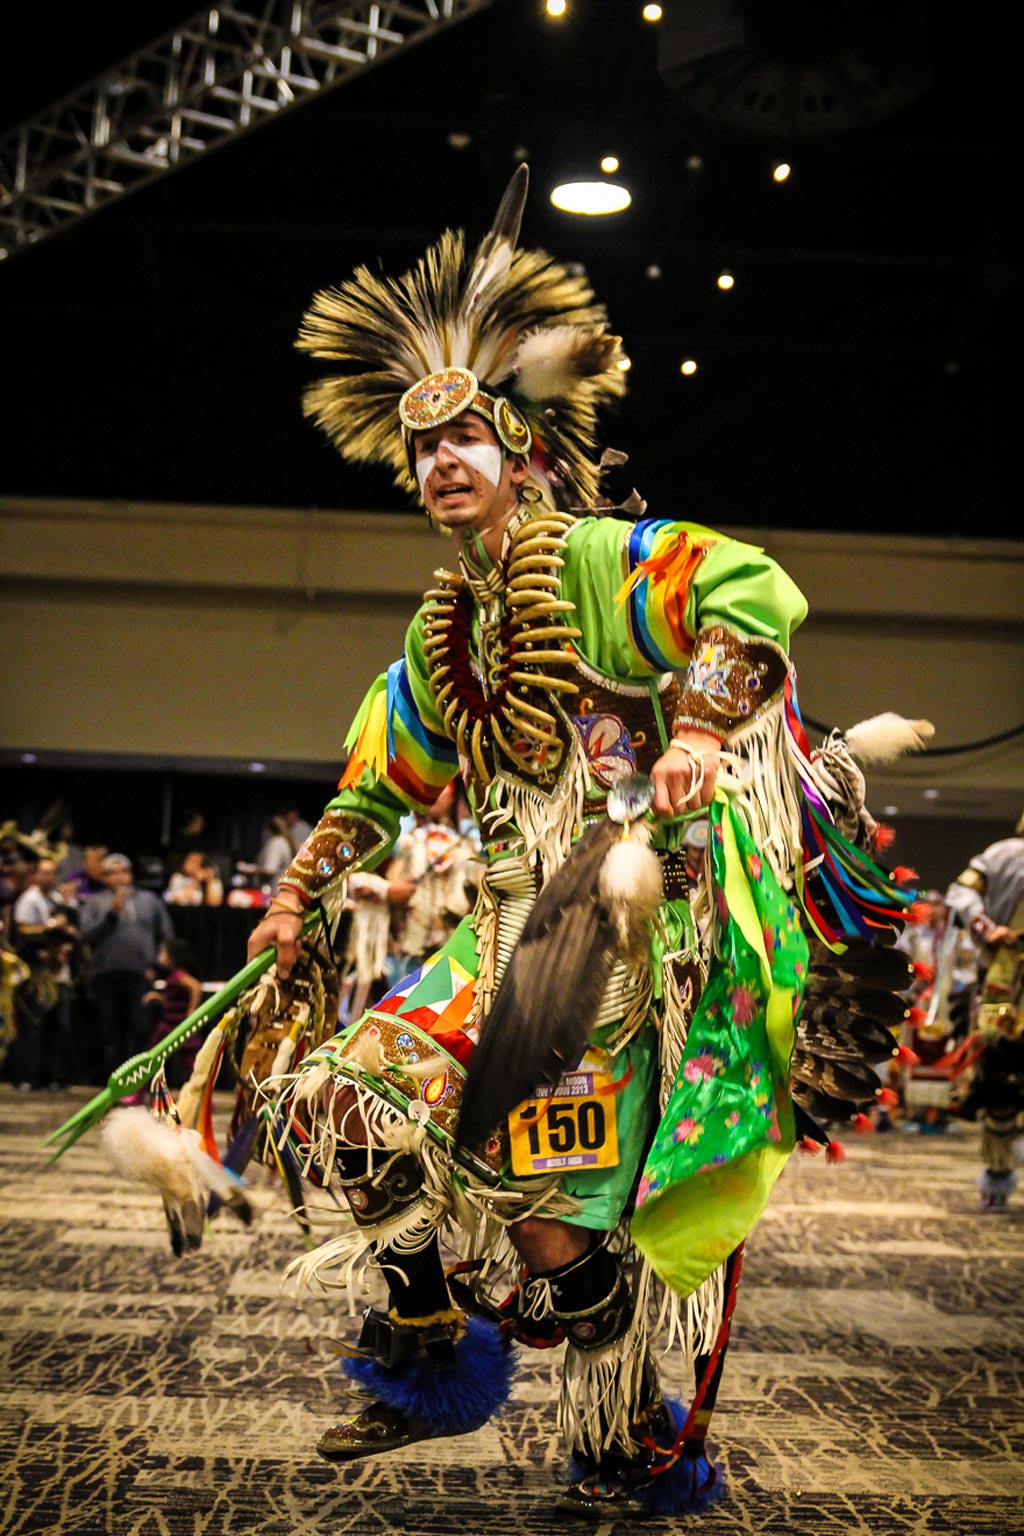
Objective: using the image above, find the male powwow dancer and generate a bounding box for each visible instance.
[232,167,927,1517]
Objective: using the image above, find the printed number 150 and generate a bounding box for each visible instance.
[519,1100,606,1155]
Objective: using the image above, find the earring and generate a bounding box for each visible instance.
[519,482,543,504]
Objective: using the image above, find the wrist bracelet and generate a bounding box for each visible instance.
[267,901,304,918]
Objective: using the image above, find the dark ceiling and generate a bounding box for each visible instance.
[1,0,1018,539]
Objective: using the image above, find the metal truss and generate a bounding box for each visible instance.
[0,0,490,262]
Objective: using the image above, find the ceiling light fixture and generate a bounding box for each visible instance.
[772,161,792,183]
[546,0,566,15]
[600,155,619,174]
[550,181,631,216]
[642,3,663,19]
[680,358,698,376]
[717,269,735,290]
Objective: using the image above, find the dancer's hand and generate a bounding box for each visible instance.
[247,906,304,978]
[650,728,721,818]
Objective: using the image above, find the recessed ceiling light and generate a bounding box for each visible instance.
[550,181,631,216]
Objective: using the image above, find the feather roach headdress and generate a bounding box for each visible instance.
[295,165,626,508]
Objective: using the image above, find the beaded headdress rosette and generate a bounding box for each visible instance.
[295,165,625,509]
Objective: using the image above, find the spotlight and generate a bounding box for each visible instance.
[600,155,620,174]
[642,3,663,19]
[772,161,791,183]
[546,0,566,15]
[680,358,698,376]
[551,181,631,215]
[717,270,735,291]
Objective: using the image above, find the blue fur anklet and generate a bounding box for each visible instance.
[343,1315,514,1435]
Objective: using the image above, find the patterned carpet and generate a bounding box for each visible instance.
[2,1085,1022,1536]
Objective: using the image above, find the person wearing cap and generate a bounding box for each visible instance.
[225,168,916,1518]
[81,854,174,1076]
[945,814,1024,1205]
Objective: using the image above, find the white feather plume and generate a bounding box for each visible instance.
[843,713,935,765]
[101,1106,252,1254]
[512,325,622,401]
[598,828,664,963]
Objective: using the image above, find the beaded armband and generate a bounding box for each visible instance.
[278,807,390,906]
[673,625,790,740]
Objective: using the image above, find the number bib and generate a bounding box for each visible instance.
[508,1071,620,1177]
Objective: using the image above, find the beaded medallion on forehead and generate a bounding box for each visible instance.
[399,367,479,430]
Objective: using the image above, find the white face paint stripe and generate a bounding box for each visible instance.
[415,452,437,494]
[415,438,503,496]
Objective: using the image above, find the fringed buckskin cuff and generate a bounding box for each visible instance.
[673,625,789,740]
[279,806,389,905]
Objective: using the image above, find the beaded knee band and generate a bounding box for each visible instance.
[546,1241,635,1352]
[338,1151,426,1231]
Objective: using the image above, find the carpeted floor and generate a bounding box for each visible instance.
[2,1085,1022,1536]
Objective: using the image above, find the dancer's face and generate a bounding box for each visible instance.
[413,413,526,541]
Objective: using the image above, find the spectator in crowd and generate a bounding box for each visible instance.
[137,938,205,1089]
[338,870,396,1024]
[80,853,174,1076]
[52,815,84,882]
[278,804,313,848]
[11,856,79,943]
[384,784,480,980]
[0,826,42,943]
[3,850,77,1091]
[238,816,299,895]
[945,815,1024,1205]
[0,941,30,1079]
[164,849,224,907]
[8,925,74,1091]
[174,808,208,854]
[66,845,110,902]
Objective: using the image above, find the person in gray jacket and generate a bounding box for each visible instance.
[945,815,1024,1206]
[81,854,174,1076]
